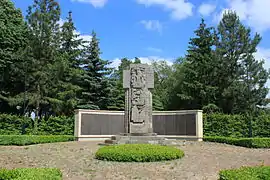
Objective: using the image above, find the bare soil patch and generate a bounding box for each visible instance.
[0,141,269,180]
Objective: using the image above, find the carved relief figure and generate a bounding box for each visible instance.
[130,67,147,123]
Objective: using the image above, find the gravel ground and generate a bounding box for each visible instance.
[0,141,269,180]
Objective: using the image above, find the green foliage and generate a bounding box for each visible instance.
[108,57,141,110]
[219,166,270,180]
[0,114,74,135]
[0,135,74,146]
[203,113,248,137]
[79,31,112,110]
[151,60,174,110]
[38,116,74,135]
[0,0,28,112]
[54,11,84,115]
[202,104,221,114]
[0,168,62,180]
[214,11,269,113]
[178,18,218,110]
[203,113,270,137]
[204,136,270,148]
[95,144,184,162]
[0,114,32,135]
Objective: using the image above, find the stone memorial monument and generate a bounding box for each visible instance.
[104,63,167,144]
[123,63,155,135]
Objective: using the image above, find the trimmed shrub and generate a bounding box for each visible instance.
[203,113,248,137]
[203,113,270,138]
[38,116,74,135]
[95,144,184,162]
[0,135,74,146]
[0,114,33,135]
[0,114,74,135]
[219,166,270,180]
[0,168,62,180]
[204,136,270,148]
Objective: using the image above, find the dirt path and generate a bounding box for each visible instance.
[0,141,269,180]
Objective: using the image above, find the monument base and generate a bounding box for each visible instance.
[100,133,187,146]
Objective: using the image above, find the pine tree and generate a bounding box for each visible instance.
[79,31,112,109]
[0,0,28,113]
[49,11,84,115]
[215,11,269,113]
[61,11,85,68]
[26,0,61,118]
[179,18,218,109]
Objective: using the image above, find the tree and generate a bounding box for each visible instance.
[151,60,174,110]
[78,31,112,109]
[60,11,85,68]
[108,58,132,110]
[215,11,269,113]
[49,11,84,115]
[26,0,61,118]
[0,0,28,113]
[178,19,218,109]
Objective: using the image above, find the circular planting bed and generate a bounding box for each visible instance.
[95,144,184,162]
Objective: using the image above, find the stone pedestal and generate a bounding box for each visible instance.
[105,134,166,145]
[103,64,168,145]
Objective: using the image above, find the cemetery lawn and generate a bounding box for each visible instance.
[0,141,269,180]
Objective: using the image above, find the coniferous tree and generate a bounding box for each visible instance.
[215,11,269,113]
[79,31,112,109]
[26,0,61,118]
[49,11,84,115]
[0,0,28,113]
[178,18,218,109]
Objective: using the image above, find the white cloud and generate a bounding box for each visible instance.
[140,20,163,33]
[71,0,107,8]
[109,56,174,69]
[198,3,216,17]
[136,0,194,20]
[215,0,270,33]
[58,19,92,46]
[146,47,163,53]
[254,47,270,88]
[254,47,270,69]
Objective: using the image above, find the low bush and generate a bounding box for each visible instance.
[203,113,270,138]
[0,114,33,135]
[95,144,184,162]
[0,168,62,180]
[0,114,74,135]
[219,166,270,180]
[204,136,270,148]
[0,135,74,146]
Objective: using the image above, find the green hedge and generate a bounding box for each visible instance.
[0,135,74,146]
[204,113,270,138]
[0,168,62,180]
[95,144,184,162]
[0,114,33,135]
[1,112,270,138]
[204,136,270,148]
[0,114,74,135]
[219,166,270,180]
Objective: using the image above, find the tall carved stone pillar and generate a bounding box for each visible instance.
[123,64,154,134]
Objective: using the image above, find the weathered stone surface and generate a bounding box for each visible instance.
[101,135,188,146]
[124,64,154,134]
[102,63,175,145]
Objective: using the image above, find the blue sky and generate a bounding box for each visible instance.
[11,0,270,70]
